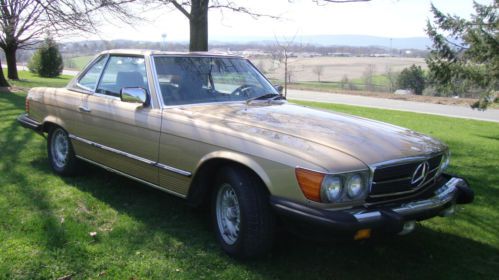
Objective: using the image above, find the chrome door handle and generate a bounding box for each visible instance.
[78,106,91,113]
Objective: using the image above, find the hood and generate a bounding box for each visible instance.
[171,102,446,166]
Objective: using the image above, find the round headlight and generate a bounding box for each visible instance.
[321,175,343,202]
[346,174,365,198]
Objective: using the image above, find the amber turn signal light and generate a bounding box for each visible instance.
[295,168,325,202]
[354,229,371,240]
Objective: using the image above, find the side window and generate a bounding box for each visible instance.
[96,56,148,97]
[78,55,107,90]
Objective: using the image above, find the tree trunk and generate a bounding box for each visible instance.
[0,58,9,87]
[189,0,209,51]
[4,46,19,80]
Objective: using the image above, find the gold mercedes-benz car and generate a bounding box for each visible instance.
[18,50,474,258]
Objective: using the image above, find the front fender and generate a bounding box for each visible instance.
[186,150,274,207]
[196,150,272,189]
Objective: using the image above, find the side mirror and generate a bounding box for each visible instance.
[274,85,284,95]
[120,87,149,106]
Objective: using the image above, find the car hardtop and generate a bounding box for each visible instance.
[98,49,244,59]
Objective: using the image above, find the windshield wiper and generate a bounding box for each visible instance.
[245,93,285,104]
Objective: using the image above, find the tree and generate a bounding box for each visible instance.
[426,1,498,109]
[273,33,297,97]
[313,65,324,82]
[0,0,135,84]
[162,0,371,51]
[385,65,398,92]
[362,64,375,91]
[28,37,63,77]
[397,64,426,95]
[340,74,349,89]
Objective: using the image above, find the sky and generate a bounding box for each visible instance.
[77,0,492,42]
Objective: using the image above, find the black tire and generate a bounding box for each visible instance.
[211,165,274,259]
[47,126,78,176]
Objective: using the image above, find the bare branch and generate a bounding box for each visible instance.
[168,0,191,19]
[209,1,279,19]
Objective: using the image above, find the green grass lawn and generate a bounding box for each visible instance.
[65,56,94,71]
[4,70,72,89]
[1,75,498,279]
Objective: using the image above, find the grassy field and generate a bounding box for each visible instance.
[1,73,498,279]
[4,70,72,89]
[64,56,94,71]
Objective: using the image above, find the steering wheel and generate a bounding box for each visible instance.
[230,84,257,97]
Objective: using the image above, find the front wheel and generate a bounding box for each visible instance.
[212,166,274,259]
[47,127,78,176]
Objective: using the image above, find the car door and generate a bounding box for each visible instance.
[70,55,161,185]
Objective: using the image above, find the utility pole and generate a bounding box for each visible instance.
[161,34,168,51]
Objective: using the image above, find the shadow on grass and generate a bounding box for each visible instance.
[0,97,92,277]
[32,160,498,279]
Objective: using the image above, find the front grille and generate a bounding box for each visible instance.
[367,154,443,203]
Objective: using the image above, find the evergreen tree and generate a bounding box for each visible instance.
[397,65,426,95]
[28,37,64,78]
[426,1,498,109]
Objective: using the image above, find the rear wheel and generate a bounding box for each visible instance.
[212,165,274,259]
[47,127,78,176]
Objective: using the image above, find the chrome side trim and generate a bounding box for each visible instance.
[69,134,192,177]
[69,134,155,165]
[156,163,192,177]
[76,155,187,199]
[353,177,462,222]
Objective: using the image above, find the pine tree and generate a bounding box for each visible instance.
[28,37,64,78]
[426,1,498,109]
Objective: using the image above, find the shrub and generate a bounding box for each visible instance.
[397,64,426,95]
[28,37,64,78]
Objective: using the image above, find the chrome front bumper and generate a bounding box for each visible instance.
[271,174,473,238]
[354,177,468,223]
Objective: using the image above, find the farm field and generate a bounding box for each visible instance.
[253,56,426,82]
[0,72,498,279]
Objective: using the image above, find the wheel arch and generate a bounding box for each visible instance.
[186,151,272,208]
[41,116,67,133]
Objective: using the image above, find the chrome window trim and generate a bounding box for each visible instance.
[161,100,271,109]
[76,54,156,107]
[75,54,110,92]
[150,55,165,109]
[76,155,186,199]
[91,92,121,101]
[69,134,192,177]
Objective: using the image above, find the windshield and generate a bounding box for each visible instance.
[153,56,278,106]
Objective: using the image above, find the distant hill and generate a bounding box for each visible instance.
[210,34,432,50]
